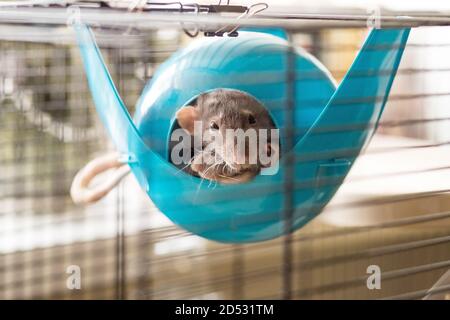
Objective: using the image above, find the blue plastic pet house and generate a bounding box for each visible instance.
[74,24,410,243]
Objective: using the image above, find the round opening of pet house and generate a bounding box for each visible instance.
[74,20,410,243]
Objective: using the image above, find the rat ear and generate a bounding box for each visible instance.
[176,106,199,135]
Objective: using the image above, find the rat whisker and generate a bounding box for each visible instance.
[217,173,240,182]
[174,157,196,175]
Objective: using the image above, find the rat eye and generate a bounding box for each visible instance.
[210,121,219,130]
[248,114,256,125]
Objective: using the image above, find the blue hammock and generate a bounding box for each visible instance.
[74,24,410,243]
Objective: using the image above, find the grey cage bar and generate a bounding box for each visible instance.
[1,1,450,300]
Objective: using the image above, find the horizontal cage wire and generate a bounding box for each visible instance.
[0,2,450,300]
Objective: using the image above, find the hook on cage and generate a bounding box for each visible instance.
[206,2,269,37]
[134,1,201,38]
[180,2,200,38]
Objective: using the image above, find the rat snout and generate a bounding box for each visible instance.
[211,128,260,174]
[223,136,253,171]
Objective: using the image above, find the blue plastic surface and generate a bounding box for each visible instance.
[75,25,410,243]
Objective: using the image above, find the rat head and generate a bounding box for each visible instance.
[175,89,279,184]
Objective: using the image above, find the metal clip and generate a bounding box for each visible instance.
[66,5,81,27]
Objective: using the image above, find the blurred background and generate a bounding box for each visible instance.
[1,0,450,299]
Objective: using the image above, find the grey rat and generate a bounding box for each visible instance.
[174,89,279,184]
[71,89,279,204]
